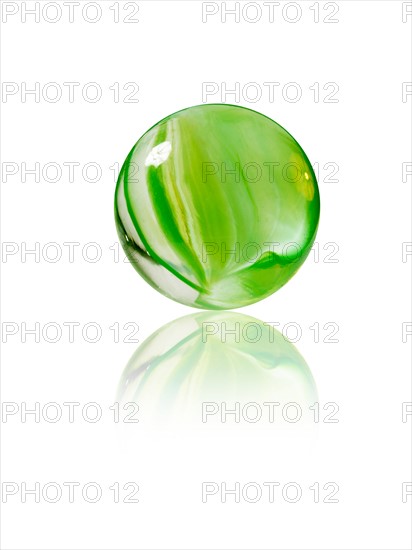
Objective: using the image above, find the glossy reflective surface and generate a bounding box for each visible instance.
[117,312,317,422]
[115,104,320,309]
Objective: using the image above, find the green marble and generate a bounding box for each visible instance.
[115,104,320,309]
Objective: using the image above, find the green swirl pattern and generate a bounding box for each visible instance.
[115,104,320,309]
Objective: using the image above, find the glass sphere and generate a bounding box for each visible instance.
[115,104,320,309]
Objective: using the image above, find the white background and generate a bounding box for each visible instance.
[1,1,411,549]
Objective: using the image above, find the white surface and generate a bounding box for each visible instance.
[1,1,411,549]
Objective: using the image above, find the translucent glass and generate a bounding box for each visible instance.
[115,104,320,308]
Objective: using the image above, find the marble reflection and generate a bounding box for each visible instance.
[117,312,317,423]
